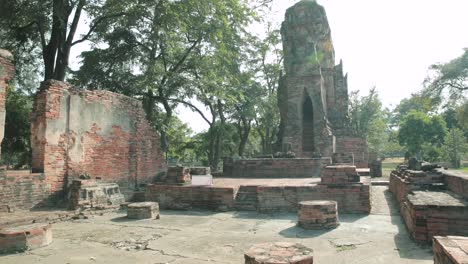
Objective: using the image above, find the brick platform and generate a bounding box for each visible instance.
[223,158,331,178]
[146,185,235,211]
[298,200,339,229]
[127,202,160,219]
[244,242,313,264]
[0,223,52,254]
[321,165,360,184]
[401,191,468,243]
[433,236,468,264]
[155,166,191,185]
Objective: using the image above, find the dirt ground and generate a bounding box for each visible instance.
[0,186,433,264]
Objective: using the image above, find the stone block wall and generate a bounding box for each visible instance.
[146,185,235,211]
[0,171,52,212]
[0,49,14,155]
[223,158,331,178]
[335,136,368,168]
[31,80,166,196]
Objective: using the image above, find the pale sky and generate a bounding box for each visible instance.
[72,0,468,134]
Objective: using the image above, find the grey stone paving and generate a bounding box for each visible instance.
[0,186,433,264]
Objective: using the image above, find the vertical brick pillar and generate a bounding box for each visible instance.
[0,49,14,156]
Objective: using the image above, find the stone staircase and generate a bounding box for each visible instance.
[234,185,259,211]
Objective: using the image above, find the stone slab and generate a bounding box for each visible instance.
[244,242,313,264]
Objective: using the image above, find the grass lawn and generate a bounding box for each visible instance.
[381,157,404,178]
[453,166,468,173]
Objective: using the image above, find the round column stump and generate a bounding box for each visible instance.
[244,242,313,264]
[0,223,53,254]
[298,200,339,229]
[127,202,160,219]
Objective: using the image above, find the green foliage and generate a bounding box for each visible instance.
[1,86,32,167]
[391,93,438,127]
[397,110,447,157]
[165,117,194,162]
[456,100,468,133]
[71,0,255,161]
[348,87,388,154]
[424,48,468,103]
[441,128,468,168]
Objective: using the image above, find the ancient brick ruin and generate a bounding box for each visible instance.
[390,167,468,243]
[0,61,166,212]
[278,0,367,164]
[0,49,14,155]
[433,236,468,264]
[1,1,468,263]
[30,80,167,198]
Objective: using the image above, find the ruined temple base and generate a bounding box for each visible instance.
[298,200,339,230]
[401,191,468,243]
[127,202,160,219]
[146,177,371,213]
[0,223,53,254]
[244,242,313,264]
[433,236,468,264]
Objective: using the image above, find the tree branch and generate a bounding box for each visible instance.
[71,12,127,46]
[66,0,85,47]
[167,98,212,125]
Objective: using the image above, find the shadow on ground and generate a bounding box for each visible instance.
[384,189,433,260]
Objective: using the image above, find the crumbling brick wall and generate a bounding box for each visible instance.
[0,49,14,155]
[31,80,166,197]
[223,158,331,178]
[335,136,368,168]
[443,171,468,199]
[0,171,52,212]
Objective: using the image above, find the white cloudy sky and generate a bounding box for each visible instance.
[72,0,468,133]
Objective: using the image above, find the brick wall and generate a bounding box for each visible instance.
[0,171,53,212]
[256,183,370,213]
[31,80,166,197]
[335,136,368,168]
[433,236,468,264]
[146,183,370,214]
[443,171,468,199]
[400,192,468,244]
[223,158,331,178]
[0,49,14,155]
[389,173,411,203]
[146,184,235,211]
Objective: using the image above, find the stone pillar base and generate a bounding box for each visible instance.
[298,200,339,229]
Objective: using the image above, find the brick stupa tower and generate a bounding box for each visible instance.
[278,0,349,158]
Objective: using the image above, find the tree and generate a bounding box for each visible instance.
[0,0,125,81]
[455,100,468,134]
[72,0,254,159]
[250,26,282,155]
[424,48,468,103]
[1,86,32,168]
[442,128,468,168]
[348,87,383,138]
[397,110,447,158]
[348,87,389,154]
[391,93,438,127]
